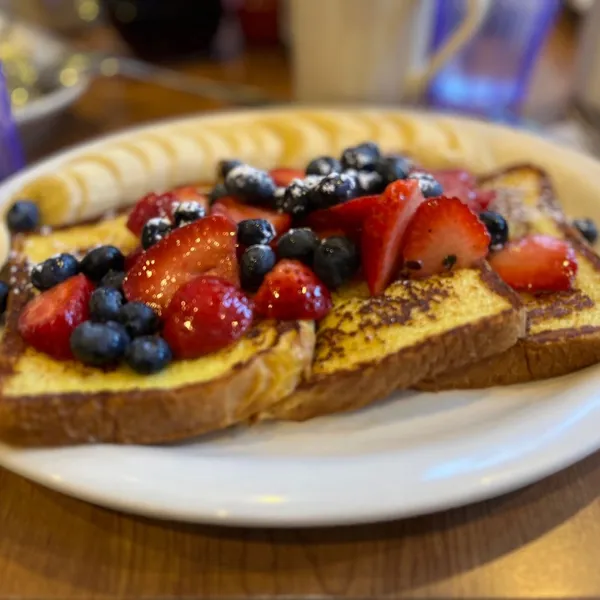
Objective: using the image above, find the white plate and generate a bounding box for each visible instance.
[1,109,600,527]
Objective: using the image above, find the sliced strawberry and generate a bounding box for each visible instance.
[269,168,305,187]
[18,274,94,360]
[163,276,253,359]
[170,185,210,210]
[124,245,144,272]
[473,189,496,212]
[211,196,291,237]
[361,179,425,295]
[489,235,578,292]
[308,195,380,239]
[254,259,332,320]
[123,215,238,315]
[126,192,177,236]
[402,197,490,279]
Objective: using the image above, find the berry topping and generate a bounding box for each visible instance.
[489,235,578,292]
[141,217,172,249]
[361,180,425,295]
[240,244,277,292]
[125,335,172,374]
[311,172,357,210]
[163,276,253,359]
[18,274,94,360]
[80,245,125,282]
[306,156,342,176]
[0,281,9,315]
[340,142,380,172]
[123,215,238,315]
[211,196,291,237]
[173,201,206,228]
[209,182,228,206]
[7,200,40,233]
[224,164,276,203]
[407,171,444,198]
[355,171,387,195]
[269,168,305,187]
[402,197,491,279]
[313,236,359,289]
[89,287,125,322]
[479,211,509,249]
[254,259,332,320]
[376,155,411,185]
[118,301,160,338]
[218,159,242,179]
[171,185,210,209]
[70,320,130,367]
[430,169,490,213]
[31,253,79,291]
[100,270,126,292]
[275,179,312,218]
[276,228,320,265]
[308,194,380,240]
[237,218,276,247]
[573,218,598,244]
[126,192,177,237]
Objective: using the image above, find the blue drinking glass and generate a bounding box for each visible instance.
[426,0,560,121]
[0,65,24,179]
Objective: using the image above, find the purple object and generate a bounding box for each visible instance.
[0,66,24,179]
[426,0,560,120]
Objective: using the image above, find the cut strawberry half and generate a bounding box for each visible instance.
[308,195,381,239]
[254,259,332,320]
[170,185,210,210]
[489,234,578,292]
[18,274,94,360]
[163,276,253,359]
[123,215,239,315]
[211,196,291,237]
[269,168,305,187]
[124,245,144,272]
[361,179,425,295]
[431,169,496,213]
[401,196,491,279]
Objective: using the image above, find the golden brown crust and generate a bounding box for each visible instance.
[262,304,526,422]
[0,322,315,447]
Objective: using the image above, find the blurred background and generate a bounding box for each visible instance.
[0,0,597,171]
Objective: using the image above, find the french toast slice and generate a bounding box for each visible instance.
[260,267,526,422]
[418,164,600,390]
[0,218,315,446]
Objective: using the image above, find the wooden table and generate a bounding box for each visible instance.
[3,15,599,599]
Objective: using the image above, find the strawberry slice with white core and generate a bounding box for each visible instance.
[489,234,578,292]
[401,196,491,279]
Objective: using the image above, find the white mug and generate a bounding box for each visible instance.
[289,0,490,103]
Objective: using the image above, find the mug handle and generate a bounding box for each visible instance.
[405,0,491,99]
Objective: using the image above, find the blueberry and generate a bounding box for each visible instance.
[479,211,509,249]
[80,246,125,282]
[70,321,129,367]
[340,142,381,172]
[0,281,9,315]
[31,253,79,291]
[237,219,276,246]
[240,244,277,292]
[118,302,160,338]
[125,335,172,374]
[573,218,598,244]
[141,217,172,249]
[7,200,40,233]
[100,270,125,292]
[306,156,342,176]
[356,171,387,195]
[277,228,319,265]
[218,159,243,180]
[209,182,228,205]
[313,236,359,289]
[89,287,124,322]
[105,320,131,343]
[275,179,312,218]
[173,201,206,227]
[311,172,357,210]
[408,172,443,198]
[225,165,276,203]
[376,155,411,185]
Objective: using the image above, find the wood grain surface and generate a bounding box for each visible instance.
[2,14,597,600]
